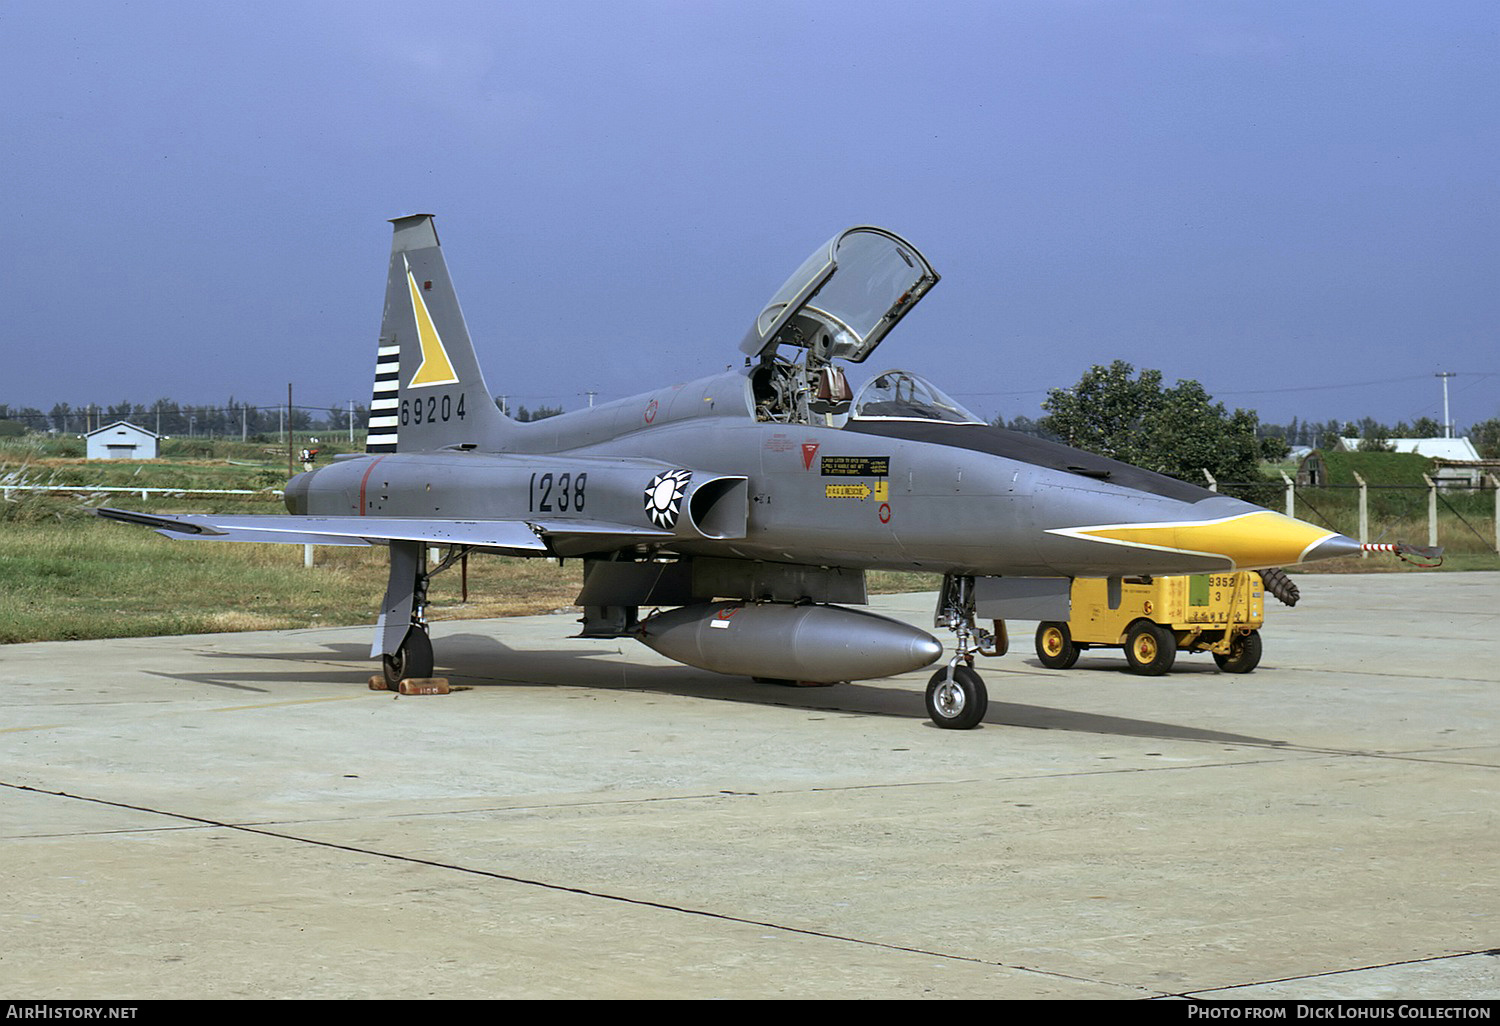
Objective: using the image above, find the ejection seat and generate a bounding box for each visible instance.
[809,366,853,416]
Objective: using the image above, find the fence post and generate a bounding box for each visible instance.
[1490,474,1500,555]
[1203,469,1217,492]
[1353,471,1368,557]
[304,543,314,568]
[1280,470,1294,518]
[1423,474,1438,549]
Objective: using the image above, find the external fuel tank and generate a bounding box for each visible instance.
[637,601,943,683]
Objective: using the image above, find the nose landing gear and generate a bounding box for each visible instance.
[928,575,1004,729]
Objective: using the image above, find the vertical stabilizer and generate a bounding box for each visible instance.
[366,215,512,453]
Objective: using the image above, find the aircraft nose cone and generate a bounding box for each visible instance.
[1050,510,1366,571]
[1302,532,1363,563]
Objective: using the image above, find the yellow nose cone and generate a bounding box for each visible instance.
[1052,510,1361,570]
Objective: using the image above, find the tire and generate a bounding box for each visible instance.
[1035,622,1080,670]
[925,665,988,730]
[382,627,434,689]
[1124,621,1176,676]
[1213,630,1262,674]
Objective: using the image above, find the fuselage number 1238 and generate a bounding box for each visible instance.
[528,471,587,513]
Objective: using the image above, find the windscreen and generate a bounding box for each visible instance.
[851,370,983,424]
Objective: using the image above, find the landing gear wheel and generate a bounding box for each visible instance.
[382,627,434,690]
[1213,630,1262,674]
[925,665,988,730]
[1124,621,1176,676]
[1035,622,1080,670]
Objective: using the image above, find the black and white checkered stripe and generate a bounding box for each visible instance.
[366,340,400,453]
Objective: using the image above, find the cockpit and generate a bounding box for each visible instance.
[743,226,943,427]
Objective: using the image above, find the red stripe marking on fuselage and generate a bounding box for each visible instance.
[358,455,389,515]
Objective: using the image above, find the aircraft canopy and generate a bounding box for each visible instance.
[740,227,939,364]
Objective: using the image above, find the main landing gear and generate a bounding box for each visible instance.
[376,541,468,690]
[383,626,434,688]
[926,575,1005,730]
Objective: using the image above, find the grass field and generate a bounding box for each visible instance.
[2,436,1494,644]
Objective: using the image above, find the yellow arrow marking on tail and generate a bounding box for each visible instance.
[406,263,459,388]
[1047,510,1339,570]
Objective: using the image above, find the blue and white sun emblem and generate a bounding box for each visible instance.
[644,469,692,529]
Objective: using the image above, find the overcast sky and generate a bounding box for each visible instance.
[4,1,1496,433]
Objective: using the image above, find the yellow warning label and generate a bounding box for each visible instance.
[826,483,872,500]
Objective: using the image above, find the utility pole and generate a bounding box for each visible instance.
[287,383,294,479]
[1436,371,1455,438]
[348,399,355,444]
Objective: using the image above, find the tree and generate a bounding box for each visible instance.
[1259,434,1291,461]
[1357,418,1394,452]
[991,414,1057,440]
[1471,418,1500,459]
[1040,361,1267,485]
[1408,416,1444,439]
[515,404,564,422]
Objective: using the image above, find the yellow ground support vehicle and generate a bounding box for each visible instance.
[1034,572,1265,675]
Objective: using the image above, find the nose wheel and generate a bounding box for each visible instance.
[925,664,988,730]
[926,575,1001,729]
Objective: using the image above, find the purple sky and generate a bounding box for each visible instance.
[4,1,1496,433]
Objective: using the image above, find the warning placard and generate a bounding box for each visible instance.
[820,456,890,477]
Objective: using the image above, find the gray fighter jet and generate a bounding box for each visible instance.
[99,216,1362,728]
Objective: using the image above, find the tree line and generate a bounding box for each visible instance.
[0,399,373,438]
[5,372,1496,480]
[0,396,568,439]
[997,360,1500,485]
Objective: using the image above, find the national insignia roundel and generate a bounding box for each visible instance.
[644,469,692,529]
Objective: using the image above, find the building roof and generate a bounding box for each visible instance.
[1336,437,1480,461]
[84,421,159,439]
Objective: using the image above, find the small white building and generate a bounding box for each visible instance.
[86,421,159,460]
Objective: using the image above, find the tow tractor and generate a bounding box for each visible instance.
[1030,541,1443,676]
[1033,571,1274,676]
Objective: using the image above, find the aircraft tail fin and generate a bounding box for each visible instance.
[366,215,513,453]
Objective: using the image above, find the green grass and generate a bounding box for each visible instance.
[0,514,588,644]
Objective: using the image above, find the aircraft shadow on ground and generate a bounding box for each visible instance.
[166,629,1283,747]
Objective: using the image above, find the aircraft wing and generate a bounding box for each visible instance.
[94,508,672,555]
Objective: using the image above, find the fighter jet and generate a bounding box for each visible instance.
[99,216,1362,728]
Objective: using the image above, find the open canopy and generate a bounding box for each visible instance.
[739,227,939,364]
